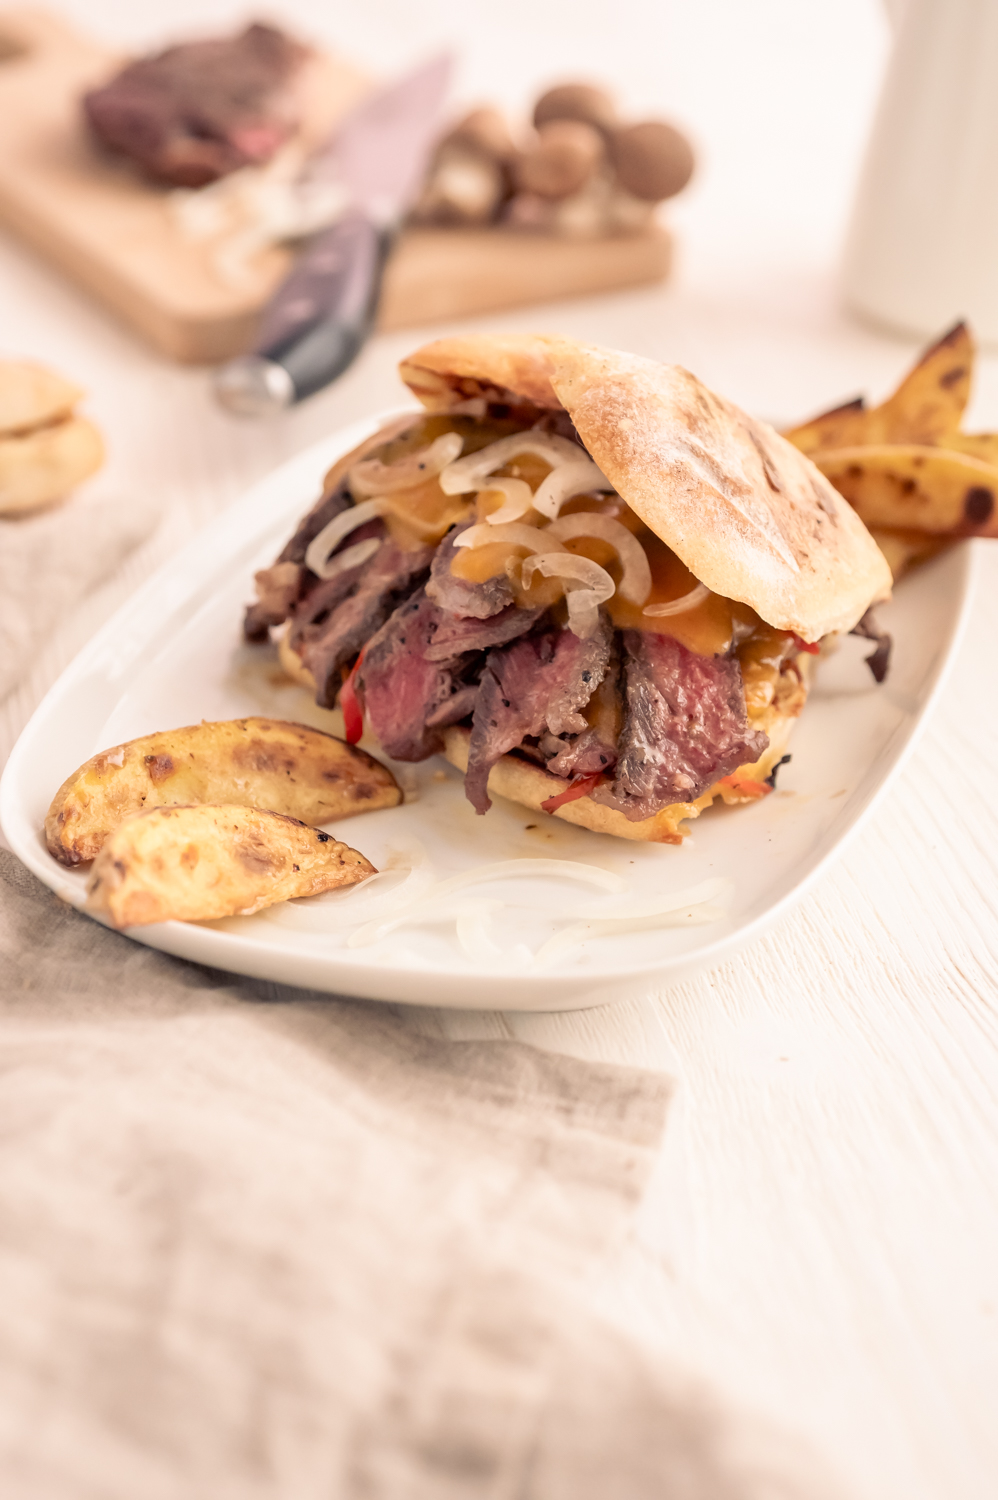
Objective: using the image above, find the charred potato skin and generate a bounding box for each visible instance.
[86,804,374,927]
[45,717,400,867]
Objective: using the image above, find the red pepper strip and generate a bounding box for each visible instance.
[786,632,821,655]
[340,649,365,745]
[541,772,603,814]
[717,775,772,800]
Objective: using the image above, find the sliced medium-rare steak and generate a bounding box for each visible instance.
[465,613,613,814]
[298,543,433,708]
[593,631,768,821]
[359,591,541,760]
[426,521,515,619]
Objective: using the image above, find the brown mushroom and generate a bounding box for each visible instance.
[413,141,505,225]
[608,120,694,202]
[444,106,518,163]
[514,119,604,200]
[533,83,618,136]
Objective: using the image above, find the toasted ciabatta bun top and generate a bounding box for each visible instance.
[399,334,892,641]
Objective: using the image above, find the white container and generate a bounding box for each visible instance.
[843,0,998,343]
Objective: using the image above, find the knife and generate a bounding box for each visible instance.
[215,54,452,417]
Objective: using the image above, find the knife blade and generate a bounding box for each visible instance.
[215,53,452,416]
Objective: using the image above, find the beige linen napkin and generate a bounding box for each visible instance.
[0,854,845,1500]
[0,495,153,704]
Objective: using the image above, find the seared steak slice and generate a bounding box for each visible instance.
[277,482,352,568]
[425,683,480,729]
[243,562,304,642]
[593,632,768,821]
[465,613,613,813]
[84,24,307,188]
[360,591,541,760]
[423,601,542,661]
[426,521,515,619]
[298,543,433,708]
[541,727,617,779]
[243,483,355,640]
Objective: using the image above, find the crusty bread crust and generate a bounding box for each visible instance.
[400,335,892,641]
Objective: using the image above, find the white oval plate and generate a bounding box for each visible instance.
[0,413,976,1011]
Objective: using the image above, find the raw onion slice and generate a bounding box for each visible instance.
[479,477,535,525]
[349,431,464,498]
[347,857,626,948]
[546,513,652,603]
[304,499,390,578]
[439,432,582,495]
[531,458,613,520]
[643,582,711,618]
[533,877,733,966]
[520,553,615,639]
[453,521,556,555]
[261,846,436,931]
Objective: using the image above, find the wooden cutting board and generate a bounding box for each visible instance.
[0,9,672,363]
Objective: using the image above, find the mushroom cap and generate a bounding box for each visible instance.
[533,82,618,135]
[609,120,695,202]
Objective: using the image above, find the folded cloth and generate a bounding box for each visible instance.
[0,851,677,1499]
[0,494,153,704]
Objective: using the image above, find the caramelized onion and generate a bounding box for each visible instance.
[521,552,615,639]
[304,499,390,578]
[319,536,381,579]
[480,477,535,524]
[546,513,651,603]
[439,432,582,494]
[349,432,464,498]
[453,521,556,555]
[643,582,711,617]
[532,458,613,520]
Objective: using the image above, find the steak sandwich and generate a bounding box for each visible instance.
[245,335,892,843]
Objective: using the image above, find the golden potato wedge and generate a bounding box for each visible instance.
[810,445,998,536]
[0,416,104,515]
[46,716,400,867]
[0,360,85,436]
[784,322,974,454]
[868,527,953,582]
[86,804,374,927]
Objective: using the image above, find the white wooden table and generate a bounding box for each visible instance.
[4,3,997,1495]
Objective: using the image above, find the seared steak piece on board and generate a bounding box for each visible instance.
[593,632,768,821]
[359,591,541,761]
[84,24,308,187]
[465,613,613,814]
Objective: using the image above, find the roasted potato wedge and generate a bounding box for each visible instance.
[46,716,400,867]
[87,804,374,927]
[0,416,104,515]
[809,445,998,536]
[867,527,952,582]
[784,322,973,454]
